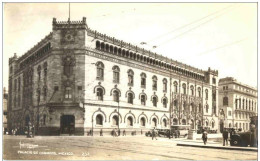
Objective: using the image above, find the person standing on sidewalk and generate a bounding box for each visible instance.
[202,129,208,145]
[152,128,157,140]
[223,129,229,146]
[100,129,103,136]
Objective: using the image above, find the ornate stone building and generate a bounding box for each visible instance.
[8,17,219,135]
[218,77,257,132]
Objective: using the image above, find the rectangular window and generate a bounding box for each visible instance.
[141,78,146,88]
[65,88,72,99]
[228,111,232,116]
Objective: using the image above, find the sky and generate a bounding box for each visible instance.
[3,3,257,90]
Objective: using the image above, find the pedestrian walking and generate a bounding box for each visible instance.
[223,129,229,146]
[152,128,157,140]
[100,129,103,136]
[177,129,180,138]
[168,130,171,139]
[123,129,126,136]
[112,129,115,137]
[202,129,208,145]
[118,129,120,136]
[114,128,118,137]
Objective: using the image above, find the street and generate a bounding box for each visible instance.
[3,135,257,160]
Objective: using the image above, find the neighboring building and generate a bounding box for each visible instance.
[8,17,219,136]
[218,77,257,132]
[3,87,8,134]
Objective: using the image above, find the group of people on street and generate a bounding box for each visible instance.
[112,129,127,137]
[201,128,235,146]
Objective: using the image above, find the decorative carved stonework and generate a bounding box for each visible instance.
[61,30,76,44]
[63,54,76,78]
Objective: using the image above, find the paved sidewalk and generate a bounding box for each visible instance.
[173,138,258,152]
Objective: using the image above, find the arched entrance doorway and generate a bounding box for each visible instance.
[60,115,75,135]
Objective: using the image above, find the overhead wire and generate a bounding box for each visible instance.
[146,4,235,44]
[154,4,241,48]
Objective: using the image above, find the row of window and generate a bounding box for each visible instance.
[233,122,250,131]
[96,41,205,81]
[96,114,167,127]
[233,97,257,111]
[235,112,254,119]
[96,87,168,108]
[96,61,209,97]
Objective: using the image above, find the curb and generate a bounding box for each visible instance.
[177,143,258,152]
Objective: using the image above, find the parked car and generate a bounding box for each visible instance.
[157,129,175,138]
[230,116,258,147]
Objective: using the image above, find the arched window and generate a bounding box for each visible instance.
[114,47,118,55]
[173,118,178,125]
[163,119,167,127]
[128,93,133,104]
[163,98,167,108]
[152,118,157,127]
[174,81,178,93]
[206,121,209,127]
[182,119,186,125]
[96,114,103,125]
[206,104,209,113]
[246,99,248,109]
[100,42,105,50]
[112,66,120,83]
[190,85,194,96]
[152,96,157,107]
[96,62,104,80]
[112,115,119,126]
[109,45,113,53]
[229,123,232,128]
[242,99,245,109]
[223,97,228,106]
[212,122,215,128]
[97,88,104,101]
[205,89,208,100]
[199,104,202,113]
[182,83,186,94]
[152,76,157,90]
[113,90,119,102]
[96,41,101,49]
[127,117,133,126]
[249,100,251,110]
[105,44,109,52]
[127,69,134,86]
[174,100,178,107]
[140,73,146,88]
[140,117,146,126]
[141,95,146,105]
[197,87,201,97]
[163,78,167,92]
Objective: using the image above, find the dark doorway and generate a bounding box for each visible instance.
[60,115,75,135]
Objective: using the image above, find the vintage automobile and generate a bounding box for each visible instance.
[171,125,190,137]
[230,116,258,147]
[157,129,175,138]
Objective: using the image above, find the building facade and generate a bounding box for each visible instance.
[8,17,219,135]
[218,77,257,132]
